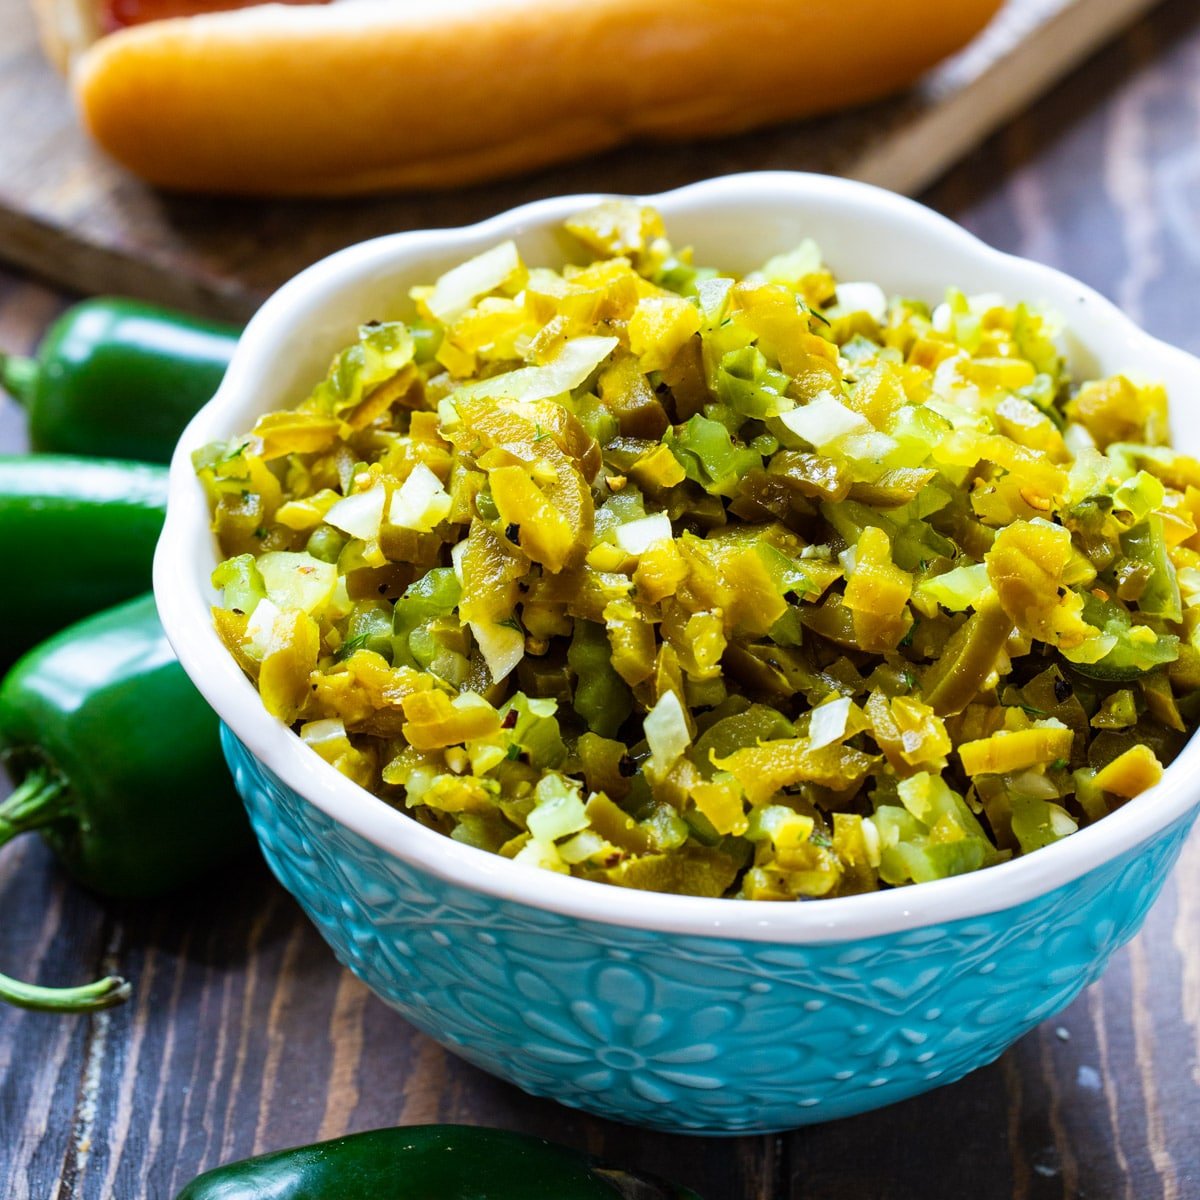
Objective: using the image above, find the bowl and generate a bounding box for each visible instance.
[154,172,1200,1135]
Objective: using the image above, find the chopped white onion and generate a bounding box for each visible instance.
[808,697,852,750]
[645,690,690,779]
[454,336,619,404]
[388,463,451,532]
[831,281,887,322]
[245,598,282,659]
[778,394,870,449]
[324,484,387,541]
[450,539,468,584]
[614,512,673,555]
[256,551,338,614]
[426,240,522,324]
[470,620,525,684]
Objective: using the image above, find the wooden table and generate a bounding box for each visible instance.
[2,2,1199,1195]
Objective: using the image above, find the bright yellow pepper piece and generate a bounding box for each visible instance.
[1093,745,1164,798]
[958,724,1074,776]
[489,465,578,574]
[712,739,875,805]
[632,538,688,604]
[258,609,320,725]
[628,296,702,373]
[629,443,687,492]
[690,773,748,837]
[843,526,913,652]
[458,518,526,626]
[401,690,502,751]
[986,519,1094,649]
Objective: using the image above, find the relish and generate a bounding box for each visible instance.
[196,202,1197,900]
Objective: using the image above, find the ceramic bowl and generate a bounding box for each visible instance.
[154,172,1200,1134]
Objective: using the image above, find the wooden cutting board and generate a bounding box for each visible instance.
[0,0,1161,322]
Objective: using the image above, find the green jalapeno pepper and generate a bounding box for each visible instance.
[0,594,251,1013]
[174,1126,702,1199]
[1,297,238,462]
[0,456,167,665]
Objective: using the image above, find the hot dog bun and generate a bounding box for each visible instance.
[43,0,1003,196]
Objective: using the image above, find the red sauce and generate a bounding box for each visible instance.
[103,0,331,32]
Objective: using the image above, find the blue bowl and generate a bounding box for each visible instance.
[223,728,1195,1133]
[158,174,1200,1133]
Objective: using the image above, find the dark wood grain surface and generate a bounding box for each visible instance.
[2,2,1200,1196]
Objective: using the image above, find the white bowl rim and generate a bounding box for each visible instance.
[155,170,1200,945]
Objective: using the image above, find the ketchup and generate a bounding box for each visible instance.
[103,0,331,31]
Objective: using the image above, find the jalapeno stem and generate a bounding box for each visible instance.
[0,768,72,836]
[0,353,38,407]
[0,770,133,1014]
[0,969,131,1013]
